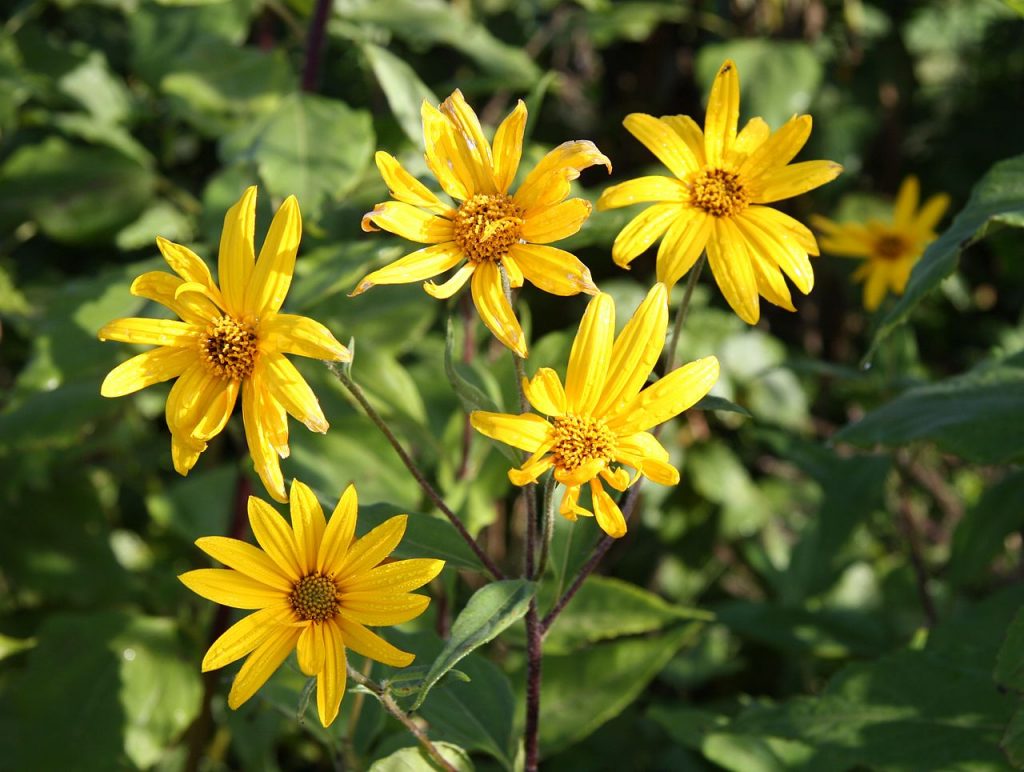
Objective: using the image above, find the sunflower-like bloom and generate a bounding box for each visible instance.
[353,90,611,357]
[812,176,950,311]
[597,59,843,325]
[98,187,349,502]
[470,284,718,538]
[179,481,444,727]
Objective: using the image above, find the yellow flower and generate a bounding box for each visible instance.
[179,481,444,727]
[597,59,843,325]
[98,187,350,502]
[812,175,951,311]
[470,284,719,538]
[353,89,611,357]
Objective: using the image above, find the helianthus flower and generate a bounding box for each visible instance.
[98,187,349,502]
[470,283,719,538]
[353,89,611,357]
[180,480,444,727]
[597,59,843,324]
[811,176,950,310]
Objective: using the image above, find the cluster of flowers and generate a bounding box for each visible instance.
[96,60,947,727]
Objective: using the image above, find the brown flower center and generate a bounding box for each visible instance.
[551,414,617,472]
[454,194,525,263]
[289,573,339,623]
[200,316,259,381]
[690,168,749,218]
[874,233,909,260]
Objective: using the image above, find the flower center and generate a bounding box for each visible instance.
[289,573,340,623]
[453,194,525,263]
[874,233,909,260]
[690,168,749,217]
[550,415,617,472]
[200,316,259,381]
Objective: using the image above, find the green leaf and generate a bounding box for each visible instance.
[693,394,751,417]
[369,742,474,772]
[836,352,1024,463]
[444,317,502,415]
[362,42,438,143]
[995,607,1024,692]
[1002,705,1024,768]
[412,579,535,709]
[950,470,1024,586]
[356,503,484,572]
[871,153,1024,355]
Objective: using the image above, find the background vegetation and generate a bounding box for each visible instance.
[1,0,1023,769]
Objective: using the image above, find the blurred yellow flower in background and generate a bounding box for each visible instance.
[98,187,349,502]
[180,481,443,727]
[470,284,719,538]
[354,90,611,357]
[812,176,950,310]
[598,59,842,324]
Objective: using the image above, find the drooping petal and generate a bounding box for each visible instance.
[171,434,206,476]
[192,379,240,441]
[219,186,257,318]
[338,592,430,626]
[514,141,611,213]
[179,568,286,609]
[245,195,301,316]
[608,356,720,434]
[734,211,815,295]
[130,271,220,325]
[611,203,680,268]
[317,620,347,727]
[470,260,527,357]
[559,484,587,520]
[290,480,327,574]
[703,59,740,167]
[258,379,290,459]
[509,244,597,296]
[590,480,627,538]
[622,113,700,179]
[227,623,302,709]
[508,453,554,487]
[565,293,615,415]
[892,175,920,229]
[375,151,452,215]
[248,496,303,579]
[100,346,195,398]
[165,365,223,440]
[337,617,415,667]
[738,115,812,181]
[318,485,358,575]
[242,379,286,503]
[492,100,527,193]
[360,201,455,244]
[98,318,198,347]
[749,248,796,312]
[706,219,760,324]
[202,603,294,672]
[261,353,328,433]
[660,115,706,166]
[296,622,326,676]
[336,515,408,580]
[523,367,567,416]
[156,236,223,306]
[423,262,476,299]
[597,176,687,211]
[259,313,350,362]
[470,411,551,452]
[655,209,712,290]
[341,558,444,594]
[520,199,593,244]
[751,160,843,204]
[554,457,606,487]
[616,431,679,486]
[350,242,463,296]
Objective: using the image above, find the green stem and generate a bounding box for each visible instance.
[535,476,558,580]
[663,254,706,376]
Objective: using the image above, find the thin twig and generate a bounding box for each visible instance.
[523,601,543,772]
[329,363,505,580]
[663,255,706,376]
[535,476,558,580]
[301,0,332,92]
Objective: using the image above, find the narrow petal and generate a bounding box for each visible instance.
[616,431,679,486]
[914,192,951,234]
[192,379,240,441]
[597,176,686,211]
[360,201,455,244]
[100,346,195,398]
[350,242,463,296]
[554,457,606,488]
[227,624,301,709]
[317,621,347,727]
[565,293,615,414]
[341,558,444,594]
[196,536,294,592]
[259,313,350,362]
[893,176,920,229]
[290,480,327,575]
[375,151,452,215]
[521,199,593,244]
[248,496,304,579]
[655,210,712,290]
[130,271,220,325]
[559,484,586,520]
[262,353,328,433]
[746,206,819,255]
[706,219,760,324]
[739,115,812,181]
[318,485,358,575]
[600,466,631,492]
[470,411,551,452]
[219,186,257,318]
[502,254,524,288]
[514,140,611,213]
[661,115,706,166]
[338,592,430,626]
[608,356,720,434]
[337,515,408,580]
[245,195,301,316]
[863,264,888,311]
[523,367,567,416]
[612,203,680,268]
[165,365,223,439]
[703,60,740,167]
[750,248,796,312]
[734,211,814,295]
[203,603,294,672]
[423,262,475,299]
[594,283,668,416]
[439,89,496,194]
[156,236,223,306]
[179,568,286,609]
[732,117,771,159]
[258,378,290,459]
[509,453,554,487]
[471,260,527,357]
[422,101,473,200]
[590,480,627,538]
[171,434,206,476]
[242,380,287,503]
[509,243,597,296]
[622,113,700,179]
[98,318,198,347]
[492,100,527,193]
[297,623,326,676]
[751,160,843,204]
[337,617,415,667]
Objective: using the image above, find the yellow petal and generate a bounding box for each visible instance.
[242,379,287,503]
[156,236,223,306]
[597,176,687,211]
[100,345,195,398]
[179,568,286,609]
[703,60,740,167]
[98,317,198,347]
[707,219,760,324]
[341,558,445,594]
[339,592,430,626]
[337,617,415,667]
[297,622,326,676]
[523,367,567,416]
[914,193,951,233]
[350,242,463,296]
[261,354,328,433]
[171,433,205,476]
[470,411,551,452]
[622,113,700,179]
[219,186,257,318]
[470,260,527,357]
[734,211,814,295]
[290,480,326,575]
[228,624,301,709]
[508,453,554,487]
[375,151,452,215]
[863,264,888,311]
[318,484,358,575]
[492,99,527,194]
[739,115,812,181]
[661,115,706,166]
[360,201,455,244]
[554,457,606,487]
[600,466,631,492]
[609,356,720,434]
[165,365,222,439]
[616,431,678,486]
[893,176,920,229]
[514,140,611,213]
[752,160,843,204]
[257,378,291,459]
[611,203,680,268]
[203,603,294,672]
[521,199,592,243]
[259,313,350,362]
[423,262,475,299]
[559,484,586,520]
[655,210,712,290]
[192,379,240,441]
[747,206,819,255]
[317,621,347,727]
[337,514,408,580]
[439,89,496,194]
[248,496,304,579]
[503,255,524,288]
[750,248,796,312]
[509,243,597,296]
[594,283,667,416]
[245,195,301,316]
[421,101,473,201]
[130,271,220,325]
[565,292,615,415]
[732,117,771,159]
[590,479,627,538]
